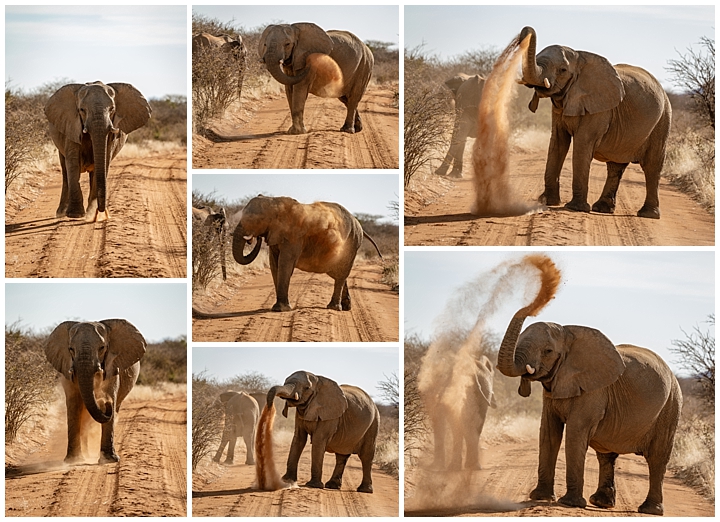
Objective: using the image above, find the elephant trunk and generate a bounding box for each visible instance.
[496,309,531,378]
[89,117,111,214]
[266,384,298,408]
[519,26,547,88]
[75,352,113,424]
[232,223,262,265]
[263,44,310,86]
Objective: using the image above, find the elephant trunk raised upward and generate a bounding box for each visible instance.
[75,351,113,424]
[266,383,298,408]
[231,224,263,265]
[496,309,532,378]
[519,26,548,89]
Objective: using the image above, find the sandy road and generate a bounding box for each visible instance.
[5,148,187,278]
[5,390,187,517]
[192,433,399,517]
[405,438,714,517]
[192,86,399,169]
[405,146,714,246]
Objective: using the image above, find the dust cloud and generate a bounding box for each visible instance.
[255,403,293,491]
[471,32,541,216]
[409,254,560,513]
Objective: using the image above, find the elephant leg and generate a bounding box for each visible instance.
[325,453,350,489]
[270,247,295,312]
[447,117,472,178]
[590,452,618,508]
[356,423,377,493]
[464,412,486,470]
[564,134,598,213]
[243,423,255,465]
[306,439,327,488]
[288,83,310,134]
[56,151,71,217]
[339,94,362,134]
[592,162,628,214]
[539,125,571,206]
[283,430,308,484]
[639,403,677,516]
[530,410,564,501]
[63,146,85,218]
[63,387,84,463]
[327,277,344,310]
[636,118,668,219]
[99,415,120,464]
[558,422,591,508]
[340,281,351,311]
[225,434,237,464]
[213,436,229,462]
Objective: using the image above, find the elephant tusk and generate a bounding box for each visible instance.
[243,235,254,241]
[110,126,120,134]
[543,78,550,89]
[526,364,536,374]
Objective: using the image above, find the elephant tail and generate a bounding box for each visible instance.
[362,231,383,260]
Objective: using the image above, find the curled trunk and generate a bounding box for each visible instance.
[519,26,545,88]
[496,310,530,377]
[266,384,297,408]
[232,224,262,265]
[76,359,113,423]
[264,48,310,86]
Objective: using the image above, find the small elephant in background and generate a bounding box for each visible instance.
[258,22,374,134]
[192,32,247,100]
[192,205,228,280]
[45,319,146,464]
[267,371,379,493]
[435,74,485,178]
[213,391,259,465]
[45,81,152,221]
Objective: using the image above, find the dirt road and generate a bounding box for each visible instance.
[405,438,714,517]
[192,86,399,169]
[192,433,399,516]
[5,389,187,517]
[5,148,187,278]
[192,264,398,342]
[405,146,714,246]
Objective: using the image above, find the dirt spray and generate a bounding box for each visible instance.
[255,403,291,491]
[471,32,541,216]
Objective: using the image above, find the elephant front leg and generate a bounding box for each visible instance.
[225,433,237,464]
[565,132,600,213]
[56,152,71,217]
[62,147,86,218]
[213,437,229,462]
[283,431,308,484]
[590,452,618,508]
[325,453,350,489]
[99,416,120,464]
[446,117,472,178]
[557,423,591,508]
[306,439,327,489]
[64,391,85,463]
[288,83,310,134]
[270,246,295,312]
[243,425,256,465]
[592,162,627,214]
[530,411,564,501]
[539,125,571,206]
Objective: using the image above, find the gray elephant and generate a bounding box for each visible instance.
[193,205,228,280]
[213,391,259,465]
[258,22,374,134]
[435,74,485,178]
[45,82,152,221]
[267,371,379,493]
[45,319,146,464]
[232,195,382,312]
[192,32,247,100]
[519,26,671,219]
[496,303,682,515]
[430,354,496,470]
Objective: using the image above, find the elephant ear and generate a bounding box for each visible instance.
[291,22,334,71]
[100,319,146,379]
[474,355,495,406]
[44,84,84,144]
[563,51,625,117]
[44,321,79,381]
[551,325,625,399]
[302,375,348,422]
[107,83,152,134]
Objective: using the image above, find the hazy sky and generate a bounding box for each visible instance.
[193,5,399,48]
[193,346,399,404]
[404,251,714,374]
[6,283,187,343]
[5,6,186,98]
[405,5,714,90]
[193,174,399,223]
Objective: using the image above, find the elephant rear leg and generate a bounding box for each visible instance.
[339,95,362,133]
[356,420,377,493]
[636,110,670,220]
[243,430,255,465]
[225,434,237,464]
[213,438,229,462]
[592,162,628,214]
[325,453,350,489]
[590,452,618,508]
[328,278,350,311]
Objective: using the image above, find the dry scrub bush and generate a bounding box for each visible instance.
[137,336,187,386]
[670,314,714,407]
[192,217,225,292]
[5,88,47,191]
[403,336,430,463]
[192,372,223,471]
[129,96,187,145]
[367,40,399,86]
[193,45,245,130]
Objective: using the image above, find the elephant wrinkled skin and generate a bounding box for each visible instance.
[232,195,382,312]
[213,391,260,465]
[45,319,146,464]
[45,82,152,221]
[497,306,682,515]
[267,371,379,493]
[258,22,374,134]
[519,26,671,219]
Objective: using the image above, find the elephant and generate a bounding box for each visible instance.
[435,74,485,178]
[44,81,152,221]
[496,304,683,515]
[192,32,247,100]
[430,354,497,470]
[44,319,146,464]
[519,26,671,219]
[192,205,228,280]
[266,370,379,493]
[212,391,259,465]
[258,22,374,134]
[232,195,382,312]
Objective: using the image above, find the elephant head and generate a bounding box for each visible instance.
[267,371,348,422]
[496,309,625,399]
[258,23,333,86]
[45,319,146,423]
[231,195,294,265]
[519,26,625,117]
[44,82,151,215]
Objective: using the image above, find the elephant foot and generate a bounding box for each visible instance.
[638,499,663,515]
[354,121,363,132]
[98,452,120,464]
[327,301,342,311]
[341,298,351,311]
[340,123,356,134]
[325,478,342,490]
[465,461,482,471]
[447,459,462,471]
[282,473,297,484]
[64,454,84,465]
[564,199,591,213]
[558,492,587,509]
[529,486,556,502]
[448,169,463,179]
[287,125,307,135]
[589,487,616,508]
[591,198,615,214]
[538,192,561,206]
[434,165,450,177]
[357,482,374,494]
[66,209,86,219]
[223,459,234,466]
[305,479,325,489]
[271,302,292,312]
[637,205,660,219]
[212,455,221,463]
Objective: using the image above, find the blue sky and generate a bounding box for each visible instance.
[6,282,187,343]
[193,174,399,223]
[193,346,399,404]
[405,5,714,90]
[5,6,186,98]
[404,251,714,375]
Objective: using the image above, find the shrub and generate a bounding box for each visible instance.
[137,336,188,385]
[191,372,223,470]
[5,88,47,191]
[128,96,187,145]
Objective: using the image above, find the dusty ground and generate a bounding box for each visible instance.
[192,85,399,169]
[192,430,399,517]
[192,263,398,342]
[405,144,714,246]
[405,438,714,517]
[5,147,187,278]
[5,387,187,517]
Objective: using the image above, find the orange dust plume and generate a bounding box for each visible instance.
[520,254,561,317]
[255,403,288,491]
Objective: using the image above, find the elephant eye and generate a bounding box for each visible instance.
[543,348,553,355]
